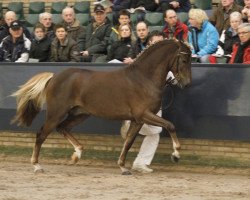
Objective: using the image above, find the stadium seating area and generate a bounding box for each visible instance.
[0,0,218,32]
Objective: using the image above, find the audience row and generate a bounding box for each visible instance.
[0,0,250,64]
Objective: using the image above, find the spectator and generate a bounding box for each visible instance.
[188,8,219,63]
[109,9,131,48]
[0,20,31,62]
[62,7,85,43]
[156,0,191,13]
[50,24,80,62]
[79,4,112,62]
[229,22,250,63]
[0,11,31,41]
[242,0,250,20]
[29,23,51,62]
[107,23,135,62]
[124,21,149,64]
[163,9,188,41]
[39,12,55,41]
[210,0,242,35]
[112,0,131,25]
[210,11,242,63]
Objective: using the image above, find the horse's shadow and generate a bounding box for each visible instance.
[162,67,246,139]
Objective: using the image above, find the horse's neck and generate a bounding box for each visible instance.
[133,56,171,88]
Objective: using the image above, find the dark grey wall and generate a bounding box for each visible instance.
[0,63,250,140]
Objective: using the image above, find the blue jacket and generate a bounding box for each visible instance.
[188,20,219,57]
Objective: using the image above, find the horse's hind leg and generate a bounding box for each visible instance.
[56,113,89,164]
[31,106,68,173]
[142,111,181,163]
[118,121,143,175]
[31,120,60,173]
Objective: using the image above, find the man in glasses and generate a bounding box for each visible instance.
[229,22,250,63]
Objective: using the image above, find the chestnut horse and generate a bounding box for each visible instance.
[11,39,191,175]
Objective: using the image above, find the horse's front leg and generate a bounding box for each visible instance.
[142,111,181,163]
[56,114,89,164]
[118,122,142,175]
[59,130,83,164]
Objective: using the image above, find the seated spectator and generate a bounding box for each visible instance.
[242,0,250,20]
[109,9,131,48]
[163,9,188,41]
[229,22,250,63]
[0,11,31,41]
[112,0,131,25]
[124,21,149,64]
[29,23,51,62]
[210,0,243,35]
[156,0,191,13]
[50,24,80,62]
[0,20,31,62]
[39,12,55,41]
[79,4,112,62]
[107,23,135,62]
[62,7,85,43]
[210,11,242,63]
[188,8,219,63]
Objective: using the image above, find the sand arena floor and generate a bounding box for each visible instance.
[0,156,249,200]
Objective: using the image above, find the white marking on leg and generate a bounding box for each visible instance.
[33,163,43,172]
[74,147,82,159]
[172,141,180,158]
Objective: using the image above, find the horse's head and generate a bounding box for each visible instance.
[170,41,192,89]
[132,39,192,89]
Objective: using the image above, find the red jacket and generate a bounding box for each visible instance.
[163,21,188,41]
[229,43,250,64]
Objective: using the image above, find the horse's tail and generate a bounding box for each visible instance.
[11,72,54,127]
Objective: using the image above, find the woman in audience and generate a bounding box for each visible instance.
[229,22,250,63]
[210,11,242,63]
[107,23,135,62]
[50,24,80,62]
[29,23,51,62]
[188,8,219,63]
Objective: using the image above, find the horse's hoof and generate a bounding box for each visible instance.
[171,155,180,163]
[122,171,132,175]
[34,168,44,174]
[33,164,44,173]
[71,153,79,164]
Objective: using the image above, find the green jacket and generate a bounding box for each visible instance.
[78,19,112,54]
[62,19,85,42]
[50,37,80,62]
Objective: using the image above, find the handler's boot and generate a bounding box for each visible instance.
[132,164,153,173]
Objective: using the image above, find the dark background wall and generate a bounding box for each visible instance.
[0,63,250,140]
